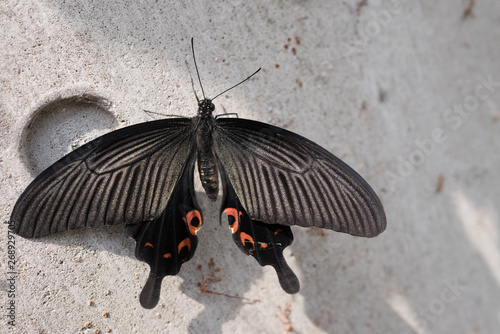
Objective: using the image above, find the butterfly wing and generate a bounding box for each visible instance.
[214,118,386,238]
[125,154,201,309]
[220,168,299,294]
[11,118,196,238]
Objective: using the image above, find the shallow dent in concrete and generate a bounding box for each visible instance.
[21,94,117,175]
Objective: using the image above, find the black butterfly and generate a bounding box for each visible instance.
[10,39,386,309]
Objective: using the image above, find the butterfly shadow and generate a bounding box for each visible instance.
[290,229,417,333]
[290,183,500,333]
[21,224,139,269]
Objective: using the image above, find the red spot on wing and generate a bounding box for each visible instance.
[240,232,255,249]
[223,208,242,233]
[145,242,154,248]
[259,243,269,249]
[178,238,191,253]
[183,210,202,235]
[274,229,283,236]
[163,253,172,259]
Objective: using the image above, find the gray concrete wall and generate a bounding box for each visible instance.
[1,1,499,333]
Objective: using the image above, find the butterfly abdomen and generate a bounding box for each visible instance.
[198,151,219,200]
[196,116,219,201]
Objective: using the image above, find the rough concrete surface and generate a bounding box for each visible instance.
[1,1,499,333]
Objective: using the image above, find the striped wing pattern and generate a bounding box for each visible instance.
[12,118,195,238]
[214,118,386,237]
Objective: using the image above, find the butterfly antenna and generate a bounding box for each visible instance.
[185,60,200,102]
[191,37,206,100]
[211,67,261,101]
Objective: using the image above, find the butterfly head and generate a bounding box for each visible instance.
[198,98,215,117]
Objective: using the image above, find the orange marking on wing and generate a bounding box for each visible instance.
[240,232,255,248]
[259,243,269,249]
[274,229,283,236]
[145,242,154,248]
[163,253,172,259]
[183,210,202,235]
[223,208,241,233]
[178,238,191,253]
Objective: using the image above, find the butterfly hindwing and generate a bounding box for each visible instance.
[214,118,386,237]
[11,118,195,238]
[220,169,299,294]
[125,155,201,309]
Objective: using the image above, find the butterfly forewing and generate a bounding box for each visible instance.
[11,118,195,238]
[213,118,386,237]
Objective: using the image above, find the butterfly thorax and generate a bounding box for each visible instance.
[196,98,219,201]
